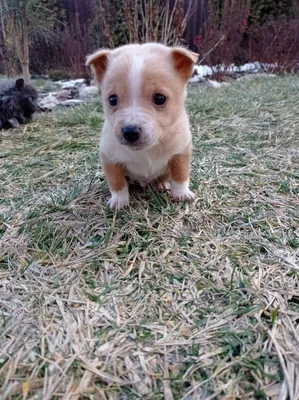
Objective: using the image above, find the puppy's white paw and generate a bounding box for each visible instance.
[171,181,195,202]
[174,190,195,202]
[107,186,130,210]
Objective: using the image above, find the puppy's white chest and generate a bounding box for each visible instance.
[124,153,167,180]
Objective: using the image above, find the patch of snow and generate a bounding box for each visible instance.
[59,99,84,107]
[206,80,230,89]
[261,63,278,72]
[55,79,85,89]
[189,75,204,83]
[191,61,279,79]
[38,93,60,110]
[79,84,99,100]
[193,64,213,77]
[225,62,261,73]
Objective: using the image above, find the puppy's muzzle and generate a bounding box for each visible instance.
[122,125,141,144]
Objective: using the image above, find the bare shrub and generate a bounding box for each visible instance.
[30,14,93,79]
[99,0,195,47]
[194,0,251,67]
[248,17,299,73]
[29,0,195,79]
[193,0,299,75]
[58,19,93,79]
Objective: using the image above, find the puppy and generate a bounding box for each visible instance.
[0,78,39,129]
[86,43,198,209]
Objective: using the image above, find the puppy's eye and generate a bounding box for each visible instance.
[109,94,118,107]
[153,93,166,106]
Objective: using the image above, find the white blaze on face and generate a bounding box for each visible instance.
[111,51,160,149]
[127,55,145,122]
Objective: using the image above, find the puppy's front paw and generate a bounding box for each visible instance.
[107,186,130,210]
[171,181,195,202]
[8,118,20,128]
[174,190,195,202]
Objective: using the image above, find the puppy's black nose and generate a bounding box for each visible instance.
[122,125,141,143]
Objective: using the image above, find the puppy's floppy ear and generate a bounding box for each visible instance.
[15,78,25,90]
[172,47,199,81]
[86,49,111,84]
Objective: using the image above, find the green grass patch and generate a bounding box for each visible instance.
[1,76,299,399]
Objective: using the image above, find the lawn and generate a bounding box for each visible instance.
[1,76,299,399]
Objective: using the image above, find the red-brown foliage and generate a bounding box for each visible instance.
[194,0,251,67]
[193,0,299,73]
[248,18,299,73]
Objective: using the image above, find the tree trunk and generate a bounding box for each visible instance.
[99,0,114,48]
[0,28,11,77]
[21,62,30,83]
[12,0,30,83]
[0,0,12,76]
[21,0,30,83]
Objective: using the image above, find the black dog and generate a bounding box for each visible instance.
[0,78,40,129]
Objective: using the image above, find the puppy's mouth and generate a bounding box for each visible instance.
[120,138,148,151]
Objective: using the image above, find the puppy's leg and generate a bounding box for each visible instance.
[15,115,27,124]
[102,160,129,209]
[8,118,20,128]
[169,145,195,201]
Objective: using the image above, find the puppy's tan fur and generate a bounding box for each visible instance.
[86,43,198,209]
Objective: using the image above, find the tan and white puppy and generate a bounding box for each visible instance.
[86,43,198,209]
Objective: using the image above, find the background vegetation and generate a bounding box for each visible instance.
[0,0,299,81]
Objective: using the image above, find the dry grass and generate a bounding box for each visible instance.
[1,76,299,399]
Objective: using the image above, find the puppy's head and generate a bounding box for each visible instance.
[13,79,39,117]
[86,43,198,150]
